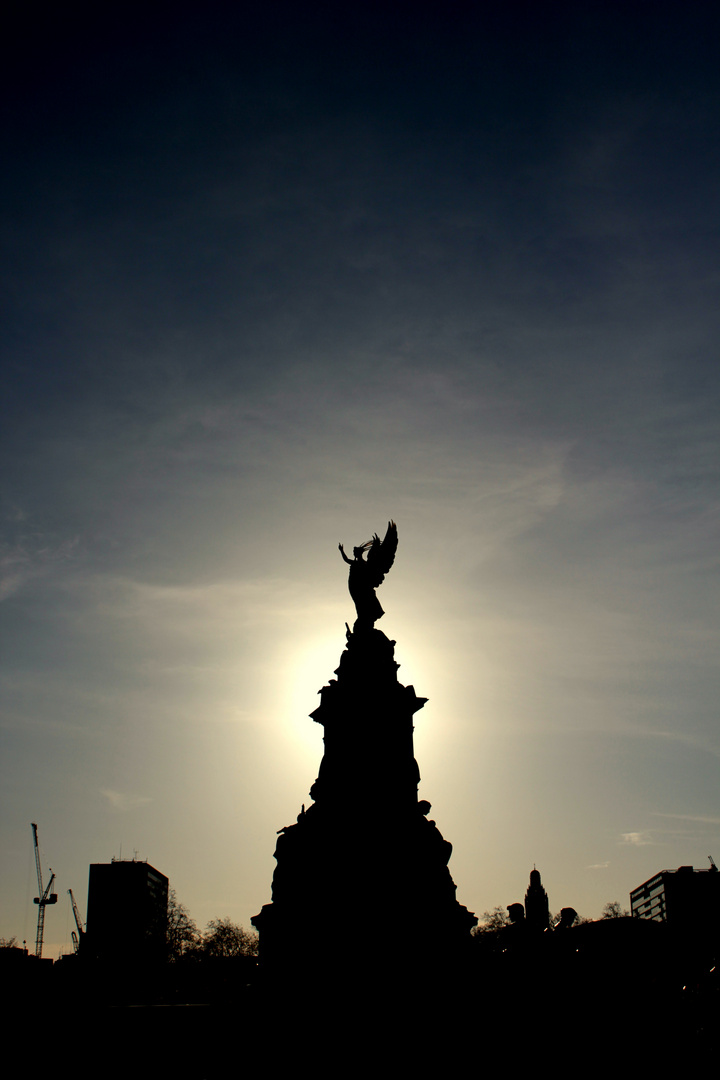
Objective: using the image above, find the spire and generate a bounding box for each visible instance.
[525,866,550,931]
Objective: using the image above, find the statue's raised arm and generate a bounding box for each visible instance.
[339,521,398,628]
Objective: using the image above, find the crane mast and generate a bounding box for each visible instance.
[31,823,57,958]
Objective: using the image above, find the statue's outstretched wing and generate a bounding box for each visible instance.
[366,521,398,589]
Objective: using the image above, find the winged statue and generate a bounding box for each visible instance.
[339,521,398,627]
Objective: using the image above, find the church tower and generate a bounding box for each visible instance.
[524,866,550,931]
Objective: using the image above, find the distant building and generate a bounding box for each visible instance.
[524,867,550,931]
[630,863,720,927]
[84,858,168,964]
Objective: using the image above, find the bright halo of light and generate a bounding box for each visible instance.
[276,633,345,770]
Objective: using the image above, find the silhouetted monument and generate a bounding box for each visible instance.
[253,522,476,991]
[338,519,398,627]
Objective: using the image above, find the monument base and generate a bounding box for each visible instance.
[252,624,476,990]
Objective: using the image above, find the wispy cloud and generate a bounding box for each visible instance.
[652,813,720,826]
[0,534,80,601]
[100,789,152,812]
[619,832,653,846]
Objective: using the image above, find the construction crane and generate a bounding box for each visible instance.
[31,823,57,958]
[68,889,85,954]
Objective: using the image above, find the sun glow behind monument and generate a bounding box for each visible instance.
[279,634,340,765]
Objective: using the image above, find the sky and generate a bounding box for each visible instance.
[2,2,719,956]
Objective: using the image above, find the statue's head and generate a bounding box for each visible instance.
[555,907,577,930]
[507,903,525,924]
[353,540,373,559]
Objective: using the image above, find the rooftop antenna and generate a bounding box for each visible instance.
[709,855,717,872]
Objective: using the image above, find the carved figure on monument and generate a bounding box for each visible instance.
[338,520,398,627]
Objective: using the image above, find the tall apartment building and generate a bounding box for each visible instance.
[630,862,719,926]
[84,858,169,964]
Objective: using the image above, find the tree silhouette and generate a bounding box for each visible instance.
[472,906,510,934]
[166,888,199,960]
[200,917,258,958]
[600,900,630,919]
[470,906,510,954]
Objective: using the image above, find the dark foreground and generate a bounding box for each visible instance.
[11,971,718,1078]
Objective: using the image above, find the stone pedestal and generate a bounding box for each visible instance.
[253,623,476,990]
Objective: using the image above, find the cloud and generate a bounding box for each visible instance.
[619,832,653,846]
[0,534,80,601]
[100,789,152,812]
[652,813,720,826]
[0,549,33,601]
